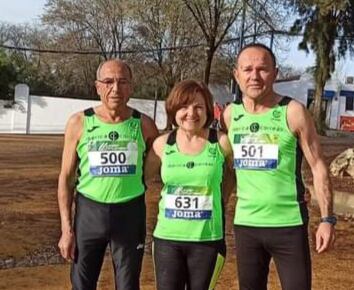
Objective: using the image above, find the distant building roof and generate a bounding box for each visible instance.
[276,75,301,83]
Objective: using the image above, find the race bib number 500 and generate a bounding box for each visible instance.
[233,134,279,170]
[88,141,138,176]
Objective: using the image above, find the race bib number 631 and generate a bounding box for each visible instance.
[164,186,213,220]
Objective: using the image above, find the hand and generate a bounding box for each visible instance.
[58,231,75,261]
[316,222,335,254]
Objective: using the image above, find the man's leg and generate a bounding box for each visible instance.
[110,195,146,290]
[269,226,312,290]
[153,238,187,290]
[234,225,271,290]
[71,194,109,290]
[110,240,144,290]
[185,240,226,290]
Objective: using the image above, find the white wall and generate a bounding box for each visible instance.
[128,98,167,130]
[0,101,15,131]
[0,95,167,134]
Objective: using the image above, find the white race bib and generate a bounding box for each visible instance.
[233,134,279,170]
[88,141,138,176]
[164,186,212,220]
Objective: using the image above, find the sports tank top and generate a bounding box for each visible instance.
[228,97,308,227]
[153,129,225,241]
[76,108,146,203]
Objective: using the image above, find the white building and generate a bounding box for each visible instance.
[274,74,354,131]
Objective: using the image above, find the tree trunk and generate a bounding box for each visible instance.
[313,77,325,135]
[204,49,214,85]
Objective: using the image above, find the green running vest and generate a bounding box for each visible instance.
[228,97,307,227]
[76,108,146,203]
[153,129,225,242]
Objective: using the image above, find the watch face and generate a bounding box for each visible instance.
[321,216,337,225]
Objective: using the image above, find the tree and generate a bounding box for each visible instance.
[0,0,293,100]
[40,0,135,98]
[289,0,354,133]
[130,0,203,96]
[218,0,289,87]
[0,49,17,100]
[182,0,242,84]
[43,0,132,59]
[1,24,66,97]
[0,23,12,44]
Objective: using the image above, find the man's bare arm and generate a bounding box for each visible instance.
[144,134,167,187]
[220,104,232,133]
[288,100,334,253]
[141,114,159,152]
[57,112,82,260]
[218,132,235,204]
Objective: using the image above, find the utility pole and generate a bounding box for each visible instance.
[233,0,246,102]
[270,30,274,50]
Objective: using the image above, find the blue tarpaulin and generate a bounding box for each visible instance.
[340,90,354,98]
[307,89,336,99]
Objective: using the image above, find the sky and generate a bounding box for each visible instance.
[0,0,45,24]
[0,0,353,80]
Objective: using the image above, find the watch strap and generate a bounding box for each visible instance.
[320,216,337,225]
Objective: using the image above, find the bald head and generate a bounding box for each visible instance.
[96,59,132,80]
[235,43,276,69]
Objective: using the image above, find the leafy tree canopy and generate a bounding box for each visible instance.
[0,49,17,100]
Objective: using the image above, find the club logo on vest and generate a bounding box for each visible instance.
[108,131,119,141]
[186,161,195,169]
[272,110,281,120]
[208,147,217,156]
[129,122,138,130]
[250,122,259,133]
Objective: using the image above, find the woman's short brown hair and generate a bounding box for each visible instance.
[165,80,214,128]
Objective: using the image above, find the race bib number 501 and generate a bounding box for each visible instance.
[233,134,279,170]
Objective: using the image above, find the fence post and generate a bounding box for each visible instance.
[14,84,30,134]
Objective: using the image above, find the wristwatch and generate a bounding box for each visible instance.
[320,216,337,226]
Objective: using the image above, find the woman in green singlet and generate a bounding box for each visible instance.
[145,80,234,290]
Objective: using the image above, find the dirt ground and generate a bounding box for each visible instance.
[0,133,353,290]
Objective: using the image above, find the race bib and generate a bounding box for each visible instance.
[88,140,138,176]
[164,186,212,220]
[233,134,279,170]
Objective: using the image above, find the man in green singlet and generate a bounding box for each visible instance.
[222,43,335,290]
[57,59,158,290]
